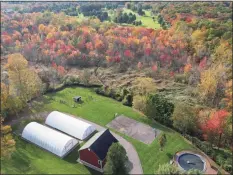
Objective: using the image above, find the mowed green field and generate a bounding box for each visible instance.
[122,8,161,29]
[1,136,99,174]
[2,87,196,174]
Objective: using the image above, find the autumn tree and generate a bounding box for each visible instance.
[133,77,156,95]
[198,64,225,105]
[132,95,147,112]
[5,53,43,107]
[1,116,15,160]
[201,110,229,148]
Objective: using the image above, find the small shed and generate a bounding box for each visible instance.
[73,96,82,102]
[78,129,118,172]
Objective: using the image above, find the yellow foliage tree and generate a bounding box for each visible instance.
[38,24,45,33]
[184,64,192,74]
[133,77,156,95]
[133,95,147,112]
[5,53,42,104]
[1,116,15,160]
[198,64,225,102]
[214,40,232,64]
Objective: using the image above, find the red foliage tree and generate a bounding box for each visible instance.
[201,110,229,148]
[124,49,133,58]
[152,64,157,72]
[199,56,207,69]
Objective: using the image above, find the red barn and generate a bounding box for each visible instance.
[78,129,118,172]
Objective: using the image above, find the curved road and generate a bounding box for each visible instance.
[73,116,143,174]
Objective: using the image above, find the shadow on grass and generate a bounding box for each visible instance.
[166,153,173,159]
[64,146,80,164]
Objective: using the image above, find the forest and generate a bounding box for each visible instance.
[1,2,232,174]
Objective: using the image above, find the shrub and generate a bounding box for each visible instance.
[62,75,80,85]
[95,87,124,102]
[132,95,147,112]
[122,94,133,107]
[187,169,203,174]
[156,163,182,174]
[172,103,198,134]
[174,74,188,84]
[144,94,174,126]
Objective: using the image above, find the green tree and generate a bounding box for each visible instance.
[172,103,198,135]
[158,133,167,151]
[144,94,174,126]
[104,143,128,175]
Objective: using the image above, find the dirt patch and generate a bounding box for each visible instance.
[107,115,160,144]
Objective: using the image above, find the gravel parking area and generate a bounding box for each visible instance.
[107,115,160,144]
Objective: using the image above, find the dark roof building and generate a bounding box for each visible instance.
[73,96,81,102]
[78,129,118,172]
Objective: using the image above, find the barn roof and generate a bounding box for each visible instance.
[79,129,118,160]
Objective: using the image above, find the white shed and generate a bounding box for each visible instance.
[22,122,78,158]
[45,111,96,140]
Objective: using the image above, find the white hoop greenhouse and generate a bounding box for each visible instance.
[22,122,78,158]
[45,111,96,140]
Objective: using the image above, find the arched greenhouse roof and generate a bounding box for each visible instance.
[22,122,78,157]
[45,111,96,140]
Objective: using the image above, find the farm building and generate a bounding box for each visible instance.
[73,96,82,102]
[78,129,118,172]
[45,111,96,140]
[22,122,78,158]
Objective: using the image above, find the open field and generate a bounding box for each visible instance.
[122,8,161,29]
[2,87,198,174]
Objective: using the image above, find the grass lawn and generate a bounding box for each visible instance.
[2,87,199,174]
[122,8,161,29]
[1,135,100,174]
